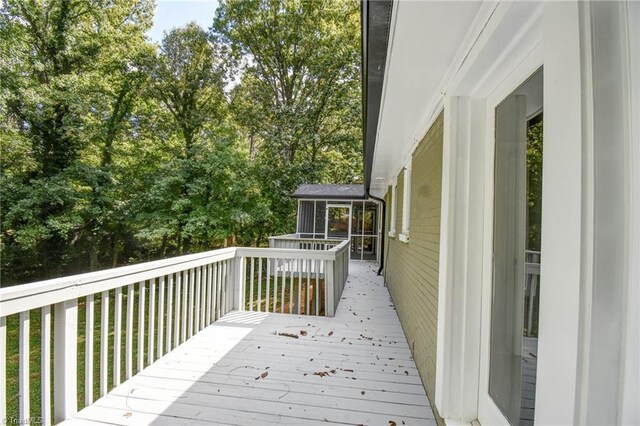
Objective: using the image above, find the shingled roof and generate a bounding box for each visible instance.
[292,184,366,200]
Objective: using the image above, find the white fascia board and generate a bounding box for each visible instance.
[371,0,400,186]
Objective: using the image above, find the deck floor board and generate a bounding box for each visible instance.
[62,262,435,425]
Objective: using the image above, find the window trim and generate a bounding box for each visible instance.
[400,164,412,243]
[388,177,398,237]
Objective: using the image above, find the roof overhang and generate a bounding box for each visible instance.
[362,0,393,197]
[362,1,487,198]
[292,184,366,200]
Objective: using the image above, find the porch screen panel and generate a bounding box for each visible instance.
[363,202,378,260]
[297,201,314,237]
[351,202,364,259]
[314,202,326,237]
[490,94,527,424]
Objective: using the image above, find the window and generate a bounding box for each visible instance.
[399,165,411,242]
[388,178,397,237]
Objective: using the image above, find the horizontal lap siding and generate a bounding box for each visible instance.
[384,113,444,424]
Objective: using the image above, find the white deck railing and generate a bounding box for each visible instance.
[268,233,343,250]
[0,240,349,424]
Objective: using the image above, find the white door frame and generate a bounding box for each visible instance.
[477,47,544,426]
[434,2,545,423]
[436,2,639,425]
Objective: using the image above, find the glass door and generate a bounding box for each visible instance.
[349,201,378,260]
[325,205,351,239]
[484,68,543,426]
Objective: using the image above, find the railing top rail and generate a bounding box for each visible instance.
[268,234,344,243]
[0,247,236,301]
[330,239,350,253]
[268,233,300,239]
[237,239,349,259]
[0,239,350,317]
[0,248,237,316]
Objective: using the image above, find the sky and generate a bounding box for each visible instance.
[147,0,220,43]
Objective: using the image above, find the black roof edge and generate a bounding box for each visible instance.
[362,0,393,197]
[292,194,367,200]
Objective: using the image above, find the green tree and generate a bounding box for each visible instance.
[150,23,227,157]
[0,0,154,283]
[135,139,271,254]
[213,0,363,230]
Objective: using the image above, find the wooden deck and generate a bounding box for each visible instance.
[61,262,435,425]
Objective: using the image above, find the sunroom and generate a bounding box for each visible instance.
[285,184,381,262]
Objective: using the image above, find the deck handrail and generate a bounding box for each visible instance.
[0,240,350,424]
[268,233,344,250]
[0,248,237,317]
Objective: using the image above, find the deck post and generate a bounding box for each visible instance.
[234,256,245,310]
[54,299,78,422]
[325,260,335,317]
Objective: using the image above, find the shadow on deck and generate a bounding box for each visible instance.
[62,262,435,425]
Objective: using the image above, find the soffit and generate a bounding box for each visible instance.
[369,1,483,197]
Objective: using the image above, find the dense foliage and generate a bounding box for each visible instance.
[0,0,362,286]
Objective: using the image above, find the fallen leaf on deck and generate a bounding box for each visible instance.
[361,391,366,395]
[404,371,409,375]
[342,368,354,372]
[123,412,132,418]
[389,421,397,426]
[278,332,299,339]
[328,331,334,336]
[300,330,307,336]
[255,371,269,380]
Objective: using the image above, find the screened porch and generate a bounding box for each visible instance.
[292,185,381,262]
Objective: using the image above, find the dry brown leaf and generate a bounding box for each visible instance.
[255,371,269,380]
[389,421,397,426]
[328,331,334,336]
[278,332,299,339]
[300,330,308,336]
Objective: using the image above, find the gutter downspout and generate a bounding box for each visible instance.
[367,192,385,276]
